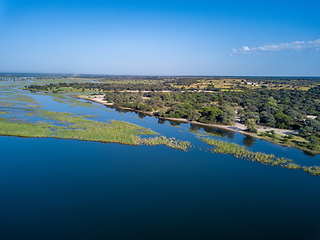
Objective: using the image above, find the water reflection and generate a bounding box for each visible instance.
[113,107,149,119]
[168,120,181,126]
[189,124,236,139]
[303,150,316,157]
[189,124,201,132]
[243,136,256,147]
[204,126,229,138]
[227,131,235,139]
[115,108,129,114]
[158,119,165,124]
[138,112,147,119]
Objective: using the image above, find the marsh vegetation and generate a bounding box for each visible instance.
[0,109,191,150]
[201,138,320,176]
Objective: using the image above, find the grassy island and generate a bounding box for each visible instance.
[0,110,190,150]
[201,138,320,176]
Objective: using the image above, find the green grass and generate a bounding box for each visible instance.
[0,110,190,150]
[12,94,38,104]
[0,101,14,107]
[201,138,320,176]
[0,92,39,108]
[140,136,191,151]
[0,112,150,145]
[25,104,42,108]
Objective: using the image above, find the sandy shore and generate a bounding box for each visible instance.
[77,95,113,106]
[77,94,297,137]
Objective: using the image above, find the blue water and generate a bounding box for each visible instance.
[1,88,320,239]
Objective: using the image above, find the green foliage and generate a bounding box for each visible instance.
[301,166,320,176]
[189,109,201,121]
[0,108,192,151]
[139,136,191,151]
[198,107,223,124]
[0,110,152,144]
[241,111,260,124]
[201,138,320,176]
[266,97,278,107]
[306,135,320,150]
[218,106,236,124]
[156,109,166,117]
[274,112,292,129]
[27,82,238,125]
[22,76,320,152]
[260,111,276,127]
[299,119,320,137]
[245,119,257,133]
[288,134,294,139]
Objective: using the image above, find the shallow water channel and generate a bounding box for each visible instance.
[1,80,320,240]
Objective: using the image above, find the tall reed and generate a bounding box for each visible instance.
[201,138,320,176]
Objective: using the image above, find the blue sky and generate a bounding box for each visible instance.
[0,0,319,76]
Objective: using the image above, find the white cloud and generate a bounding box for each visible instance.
[232,39,320,54]
[242,46,250,51]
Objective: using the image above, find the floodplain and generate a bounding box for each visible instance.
[1,74,320,240]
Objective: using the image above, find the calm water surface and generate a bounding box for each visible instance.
[1,88,320,240]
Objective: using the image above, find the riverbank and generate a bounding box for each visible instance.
[77,94,295,137]
[78,94,318,155]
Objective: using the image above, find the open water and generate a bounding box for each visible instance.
[0,83,320,240]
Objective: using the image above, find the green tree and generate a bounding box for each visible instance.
[219,105,236,124]
[189,110,201,121]
[306,135,320,150]
[240,111,260,124]
[260,111,276,127]
[199,107,223,124]
[157,109,166,117]
[299,119,320,137]
[266,97,278,107]
[274,112,292,129]
[245,119,258,133]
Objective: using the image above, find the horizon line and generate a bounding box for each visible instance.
[0,72,320,78]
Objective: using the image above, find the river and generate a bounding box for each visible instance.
[0,79,320,239]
